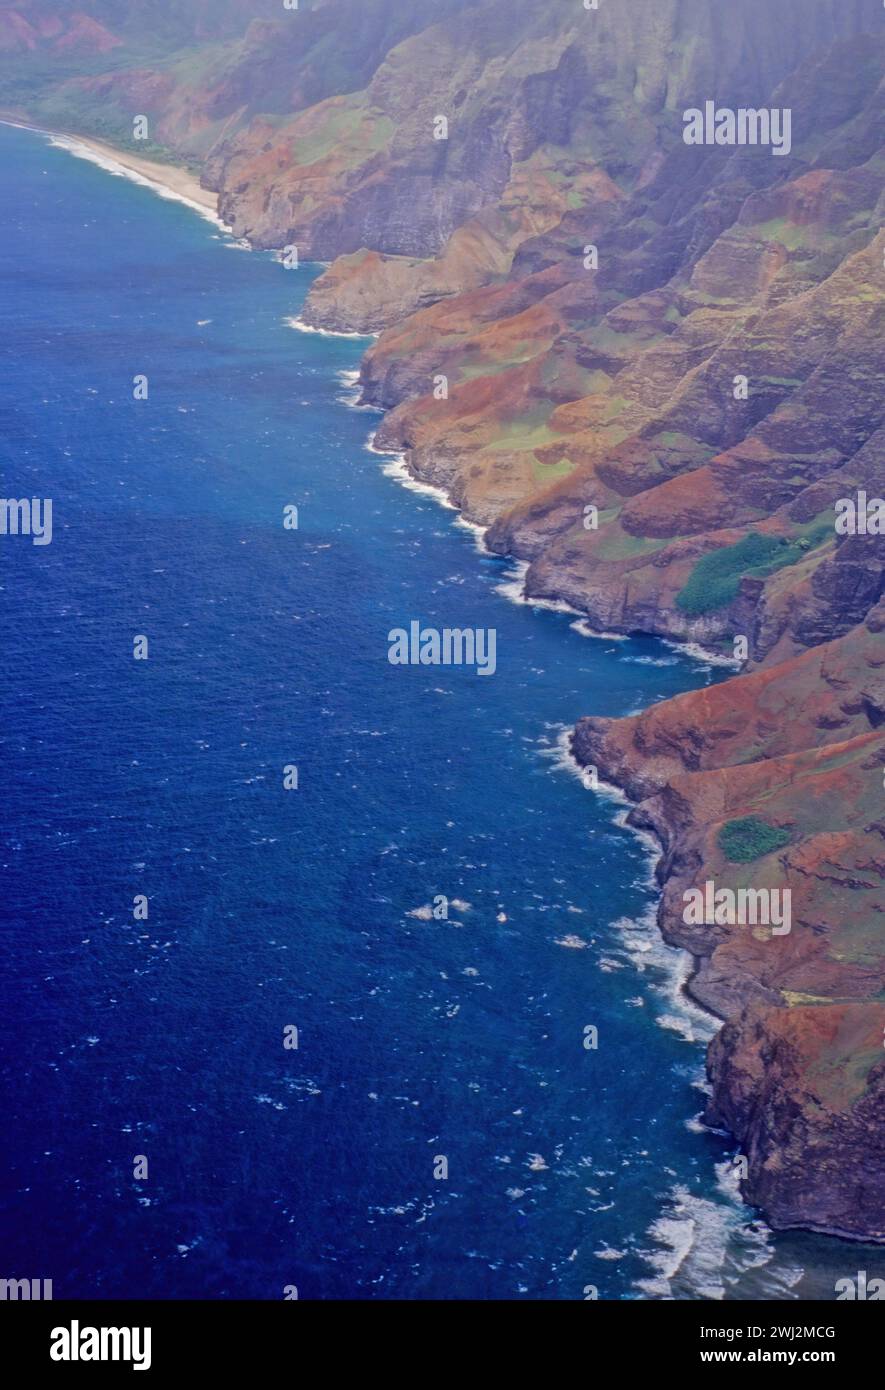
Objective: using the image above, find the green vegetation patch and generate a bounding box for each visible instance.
[677,533,784,614]
[291,99,391,168]
[592,526,668,561]
[749,217,817,250]
[676,523,831,615]
[531,456,576,484]
[718,816,791,863]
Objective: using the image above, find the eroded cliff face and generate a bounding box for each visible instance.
[571,605,885,1239]
[4,0,884,1240]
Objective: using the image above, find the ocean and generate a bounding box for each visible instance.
[0,121,875,1300]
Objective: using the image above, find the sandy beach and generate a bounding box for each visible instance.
[0,115,221,220]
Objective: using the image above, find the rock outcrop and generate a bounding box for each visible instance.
[572,605,885,1239]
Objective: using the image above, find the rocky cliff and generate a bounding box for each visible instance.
[3,0,883,1241]
[572,605,885,1239]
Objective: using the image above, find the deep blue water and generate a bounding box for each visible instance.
[0,122,872,1300]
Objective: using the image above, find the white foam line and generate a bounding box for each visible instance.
[539,728,629,801]
[365,433,460,510]
[453,513,490,553]
[663,637,742,669]
[570,618,630,642]
[284,314,376,340]
[543,713,767,1299]
[380,455,457,509]
[31,126,234,233]
[361,427,493,557]
[492,561,587,615]
[637,1182,774,1300]
[335,368,380,411]
[525,593,583,615]
[493,559,529,602]
[546,728,720,1044]
[363,431,506,555]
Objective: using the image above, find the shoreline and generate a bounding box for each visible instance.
[14,114,863,1250]
[553,728,724,1038]
[567,718,885,1249]
[0,115,224,224]
[360,363,884,1250]
[366,426,738,667]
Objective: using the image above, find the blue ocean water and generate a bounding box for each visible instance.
[0,123,872,1300]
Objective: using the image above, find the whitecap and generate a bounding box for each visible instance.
[493,560,529,603]
[335,368,379,411]
[284,314,375,340]
[570,618,630,641]
[637,1180,776,1300]
[621,654,679,667]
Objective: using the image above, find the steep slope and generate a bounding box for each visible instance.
[572,606,885,1239]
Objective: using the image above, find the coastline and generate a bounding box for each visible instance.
[362,365,885,1248]
[18,113,876,1249]
[0,115,222,222]
[568,702,885,1246]
[5,112,763,677]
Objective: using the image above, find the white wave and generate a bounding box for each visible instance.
[621,654,679,667]
[33,127,233,233]
[492,561,585,615]
[380,456,458,511]
[536,726,587,783]
[541,730,719,1051]
[657,1013,699,1042]
[493,560,529,603]
[611,802,658,849]
[570,618,630,642]
[685,1111,711,1134]
[638,1208,697,1298]
[613,908,720,1047]
[525,593,583,615]
[637,1179,775,1300]
[284,314,375,340]
[335,368,379,411]
[663,637,742,669]
[453,513,489,552]
[366,433,459,510]
[541,728,631,804]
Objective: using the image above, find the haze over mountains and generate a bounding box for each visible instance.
[2,0,883,1242]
